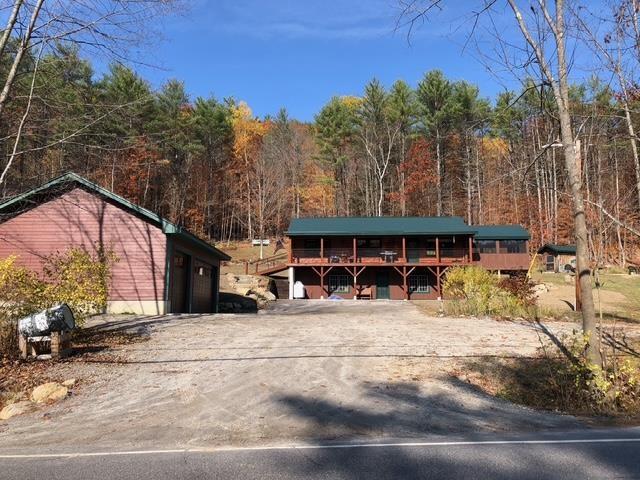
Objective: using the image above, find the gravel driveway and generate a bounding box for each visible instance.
[0,301,584,454]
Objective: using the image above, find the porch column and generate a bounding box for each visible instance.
[436,266,441,300]
[288,237,293,263]
[353,237,357,262]
[436,237,440,263]
[320,237,324,262]
[468,236,473,263]
[403,266,408,300]
[288,267,295,300]
[402,236,406,262]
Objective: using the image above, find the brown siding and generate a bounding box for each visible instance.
[170,236,222,313]
[293,266,438,300]
[0,188,166,302]
[478,253,531,271]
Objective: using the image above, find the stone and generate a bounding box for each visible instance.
[0,401,36,420]
[31,382,68,404]
[259,290,276,301]
[62,379,76,388]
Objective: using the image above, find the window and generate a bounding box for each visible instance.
[499,240,527,253]
[409,274,430,293]
[304,239,321,249]
[328,275,351,293]
[356,238,381,248]
[476,240,497,254]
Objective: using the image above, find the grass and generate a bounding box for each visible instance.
[532,271,640,324]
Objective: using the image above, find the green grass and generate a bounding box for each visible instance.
[532,271,640,324]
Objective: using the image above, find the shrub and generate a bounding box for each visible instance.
[499,275,537,307]
[443,266,531,317]
[40,248,114,324]
[471,332,640,416]
[0,248,115,359]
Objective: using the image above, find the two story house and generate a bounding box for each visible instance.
[285,217,530,300]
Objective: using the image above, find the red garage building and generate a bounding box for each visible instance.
[0,172,229,314]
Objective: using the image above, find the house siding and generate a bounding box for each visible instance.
[0,187,167,313]
[294,266,439,300]
[169,236,222,313]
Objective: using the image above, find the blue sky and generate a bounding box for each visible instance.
[139,0,520,121]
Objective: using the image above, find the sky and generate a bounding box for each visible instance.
[136,0,520,121]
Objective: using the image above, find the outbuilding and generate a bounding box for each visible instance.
[537,244,576,273]
[0,172,230,314]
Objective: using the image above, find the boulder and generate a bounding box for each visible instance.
[0,401,35,420]
[258,290,276,301]
[62,379,76,388]
[532,283,549,295]
[31,382,68,404]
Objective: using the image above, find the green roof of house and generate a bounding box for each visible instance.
[537,244,576,255]
[0,172,230,260]
[474,225,530,240]
[287,216,477,236]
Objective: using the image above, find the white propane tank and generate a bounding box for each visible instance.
[293,280,306,299]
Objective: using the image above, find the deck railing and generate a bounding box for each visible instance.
[291,247,470,264]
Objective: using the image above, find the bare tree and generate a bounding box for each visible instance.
[0,0,176,184]
[398,0,601,364]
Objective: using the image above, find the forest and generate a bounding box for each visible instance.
[0,0,639,269]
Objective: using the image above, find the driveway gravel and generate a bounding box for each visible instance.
[0,300,586,454]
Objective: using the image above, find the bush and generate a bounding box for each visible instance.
[443,266,531,317]
[499,275,537,306]
[0,248,115,359]
[469,332,640,417]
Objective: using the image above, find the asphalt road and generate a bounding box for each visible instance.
[3,428,640,480]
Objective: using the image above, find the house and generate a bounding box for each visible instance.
[0,173,230,314]
[284,217,530,300]
[474,225,531,272]
[537,244,576,273]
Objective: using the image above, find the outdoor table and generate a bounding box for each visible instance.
[380,251,397,263]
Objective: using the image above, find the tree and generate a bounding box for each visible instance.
[314,96,360,215]
[358,79,402,216]
[0,0,177,185]
[417,70,455,216]
[400,0,602,365]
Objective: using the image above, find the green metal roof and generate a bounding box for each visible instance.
[0,172,230,261]
[474,225,530,240]
[287,216,476,236]
[537,244,576,255]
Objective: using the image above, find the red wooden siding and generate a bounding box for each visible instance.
[0,187,166,302]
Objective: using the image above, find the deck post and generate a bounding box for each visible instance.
[320,237,324,262]
[288,237,293,263]
[436,237,440,263]
[320,266,324,299]
[436,266,441,300]
[468,236,473,263]
[353,237,357,263]
[402,237,406,262]
[403,266,408,300]
[288,267,294,300]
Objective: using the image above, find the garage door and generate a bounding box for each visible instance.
[192,259,215,313]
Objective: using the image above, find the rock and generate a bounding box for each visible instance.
[31,382,68,404]
[0,401,36,420]
[532,283,549,295]
[564,274,574,284]
[259,290,276,301]
[62,379,76,388]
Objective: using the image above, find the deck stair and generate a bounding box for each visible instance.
[247,252,288,276]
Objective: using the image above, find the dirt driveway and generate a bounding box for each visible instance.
[0,301,585,454]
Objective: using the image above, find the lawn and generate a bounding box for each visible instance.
[532,271,640,324]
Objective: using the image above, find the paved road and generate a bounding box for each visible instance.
[3,428,640,479]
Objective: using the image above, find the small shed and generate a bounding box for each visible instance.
[537,244,576,273]
[0,172,230,314]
